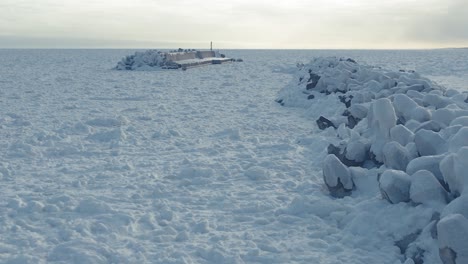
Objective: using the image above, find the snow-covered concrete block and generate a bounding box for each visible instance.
[323,154,354,198]
[409,170,447,206]
[379,170,411,204]
[437,214,468,264]
[414,130,447,156]
[383,141,411,171]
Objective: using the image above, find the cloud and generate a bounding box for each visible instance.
[0,0,467,48]
[404,0,468,46]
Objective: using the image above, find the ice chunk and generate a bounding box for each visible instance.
[445,89,460,97]
[368,98,397,162]
[440,147,468,196]
[382,141,410,171]
[409,170,447,206]
[407,90,424,100]
[442,195,468,219]
[450,116,468,127]
[405,120,422,132]
[440,154,457,195]
[322,154,353,198]
[390,125,414,146]
[393,94,418,121]
[348,104,368,119]
[449,127,468,153]
[414,120,444,133]
[406,142,419,160]
[410,106,432,123]
[414,130,447,156]
[379,170,411,204]
[423,94,451,109]
[437,214,468,264]
[369,98,397,137]
[433,108,457,126]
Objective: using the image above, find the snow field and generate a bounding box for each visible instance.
[277,56,468,264]
[1,49,467,263]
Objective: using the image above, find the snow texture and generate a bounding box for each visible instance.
[1,49,468,264]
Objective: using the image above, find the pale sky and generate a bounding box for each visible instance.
[1,0,467,49]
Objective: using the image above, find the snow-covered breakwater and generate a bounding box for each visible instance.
[277,57,468,264]
[115,49,236,70]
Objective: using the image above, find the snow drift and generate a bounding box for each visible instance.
[277,57,468,264]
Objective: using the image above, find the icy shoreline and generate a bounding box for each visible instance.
[277,57,468,264]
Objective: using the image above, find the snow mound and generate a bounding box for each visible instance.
[278,56,468,263]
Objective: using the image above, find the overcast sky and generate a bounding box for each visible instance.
[1,0,467,49]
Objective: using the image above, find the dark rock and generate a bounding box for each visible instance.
[326,178,353,198]
[347,115,360,129]
[316,116,336,130]
[339,95,353,108]
[275,99,284,106]
[411,248,425,264]
[369,151,384,166]
[306,73,321,90]
[236,58,243,62]
[307,94,315,100]
[395,231,421,254]
[220,54,226,58]
[397,117,406,125]
[346,58,357,63]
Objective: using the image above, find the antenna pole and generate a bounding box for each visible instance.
[210,41,212,51]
